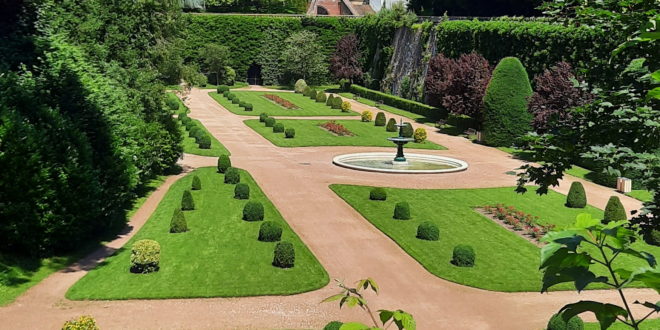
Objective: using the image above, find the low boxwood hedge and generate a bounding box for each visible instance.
[350,85,445,120]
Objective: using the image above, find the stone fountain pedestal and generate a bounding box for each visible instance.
[387,119,414,165]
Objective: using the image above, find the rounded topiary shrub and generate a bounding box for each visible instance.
[316,92,327,103]
[402,123,413,138]
[243,201,265,221]
[417,222,439,241]
[170,209,188,233]
[181,190,195,211]
[482,57,533,147]
[189,125,201,138]
[452,244,475,267]
[341,101,351,112]
[604,196,627,223]
[361,110,373,122]
[244,103,253,111]
[566,181,587,208]
[547,313,584,330]
[227,92,236,99]
[332,97,343,109]
[386,118,397,132]
[303,86,311,97]
[414,128,427,143]
[217,85,229,93]
[369,187,387,201]
[130,239,161,273]
[191,175,202,190]
[309,89,317,100]
[326,94,334,107]
[234,182,250,199]
[259,112,268,122]
[265,117,276,128]
[239,101,246,108]
[223,90,230,98]
[273,241,295,268]
[232,97,240,104]
[285,128,295,138]
[185,120,197,131]
[217,155,231,173]
[198,134,211,149]
[258,221,283,242]
[323,321,343,330]
[194,129,205,143]
[179,113,189,122]
[224,167,241,184]
[393,202,411,220]
[273,123,285,133]
[375,112,386,126]
[62,315,99,330]
[294,79,307,93]
[166,97,179,111]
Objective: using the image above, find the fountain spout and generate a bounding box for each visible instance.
[387,118,414,165]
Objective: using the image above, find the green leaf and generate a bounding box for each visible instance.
[574,213,600,229]
[606,246,656,267]
[368,278,379,294]
[559,301,628,330]
[387,310,416,330]
[347,296,359,308]
[651,69,660,83]
[322,294,345,303]
[634,300,660,313]
[540,248,592,270]
[542,266,608,293]
[379,310,394,325]
[647,87,660,102]
[541,230,584,252]
[618,267,660,293]
[339,322,375,330]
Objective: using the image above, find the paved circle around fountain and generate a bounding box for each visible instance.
[332,152,469,174]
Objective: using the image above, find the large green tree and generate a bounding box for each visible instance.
[281,30,327,82]
[201,43,231,85]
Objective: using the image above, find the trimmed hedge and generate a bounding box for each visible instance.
[386,118,397,132]
[375,112,386,126]
[341,101,351,112]
[234,182,250,199]
[224,167,241,184]
[402,123,413,138]
[295,79,307,93]
[309,89,317,100]
[303,86,311,97]
[189,126,201,138]
[285,128,295,138]
[452,244,475,267]
[166,97,179,111]
[170,209,188,233]
[217,155,231,173]
[566,181,587,208]
[265,117,276,127]
[232,97,240,104]
[181,190,195,211]
[414,127,427,143]
[547,313,584,330]
[198,134,211,149]
[316,92,327,103]
[393,202,411,220]
[323,321,344,330]
[239,100,246,108]
[369,187,387,201]
[273,241,295,268]
[273,123,285,133]
[482,57,533,147]
[604,196,627,223]
[185,120,197,131]
[217,85,230,93]
[350,85,445,120]
[194,129,205,143]
[417,222,439,241]
[258,221,283,242]
[332,96,343,109]
[259,112,269,122]
[130,239,161,273]
[243,201,264,221]
[244,103,253,111]
[326,94,334,106]
[192,175,202,190]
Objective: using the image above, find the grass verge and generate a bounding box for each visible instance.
[330,184,660,292]
[210,91,359,117]
[179,119,230,157]
[66,167,328,300]
[244,119,445,150]
[334,91,436,124]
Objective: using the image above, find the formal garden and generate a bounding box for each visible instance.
[1,0,660,330]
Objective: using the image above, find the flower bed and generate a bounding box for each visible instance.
[264,94,299,109]
[318,121,353,136]
[478,203,556,244]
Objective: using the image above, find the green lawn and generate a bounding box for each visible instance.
[0,174,170,306]
[331,185,660,292]
[180,119,230,157]
[627,189,654,202]
[67,167,328,300]
[209,91,359,117]
[244,119,446,150]
[335,91,436,124]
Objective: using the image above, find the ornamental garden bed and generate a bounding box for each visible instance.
[66,167,328,300]
[475,204,556,247]
[244,119,445,149]
[210,91,359,117]
[264,94,299,109]
[318,121,354,136]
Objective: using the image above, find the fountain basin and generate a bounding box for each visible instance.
[333,152,468,174]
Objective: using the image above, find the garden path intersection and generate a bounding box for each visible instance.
[0,87,655,330]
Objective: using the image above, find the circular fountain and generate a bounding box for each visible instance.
[332,119,468,174]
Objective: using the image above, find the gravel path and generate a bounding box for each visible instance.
[0,88,652,330]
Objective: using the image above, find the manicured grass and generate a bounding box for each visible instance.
[244,119,446,150]
[209,91,359,117]
[628,189,654,202]
[179,119,230,157]
[335,91,436,124]
[331,185,660,292]
[166,92,189,116]
[0,175,170,306]
[67,167,328,300]
[264,84,339,91]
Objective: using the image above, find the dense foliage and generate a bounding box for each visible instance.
[273,241,295,268]
[182,190,195,211]
[565,182,587,209]
[547,313,584,330]
[416,222,439,241]
[234,183,250,199]
[604,196,627,223]
[408,0,542,16]
[217,155,231,173]
[62,315,99,330]
[243,201,265,221]
[170,209,189,234]
[393,202,411,220]
[351,85,444,120]
[452,244,475,267]
[224,167,241,184]
[130,239,161,273]
[370,188,387,201]
[258,221,283,242]
[329,34,363,83]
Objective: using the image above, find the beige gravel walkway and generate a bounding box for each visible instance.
[0,88,653,330]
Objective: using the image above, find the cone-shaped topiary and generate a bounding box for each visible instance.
[386,118,397,132]
[130,239,161,273]
[309,90,317,100]
[224,167,240,184]
[326,94,334,107]
[417,222,439,241]
[191,175,202,190]
[393,202,411,220]
[265,117,276,128]
[258,221,282,242]
[285,128,295,138]
[198,134,211,149]
[604,196,627,223]
[170,209,188,233]
[375,112,386,126]
[259,113,269,122]
[566,181,587,208]
[303,86,311,97]
[234,182,250,199]
[370,187,387,201]
[482,57,533,147]
[323,321,343,330]
[181,190,195,211]
[243,201,264,221]
[402,123,413,138]
[295,79,307,93]
[316,92,327,103]
[273,241,295,268]
[452,244,475,267]
[547,313,584,330]
[273,123,285,133]
[217,155,231,173]
[332,97,343,109]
